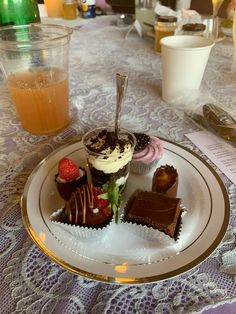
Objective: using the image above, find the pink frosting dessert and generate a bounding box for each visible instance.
[132,135,164,164]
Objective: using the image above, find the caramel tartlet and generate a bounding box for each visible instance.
[152,165,178,198]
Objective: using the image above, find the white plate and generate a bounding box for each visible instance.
[21,138,230,284]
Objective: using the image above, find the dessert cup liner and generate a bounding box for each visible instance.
[50,208,112,240]
[121,204,186,244]
[121,221,178,244]
[130,159,159,175]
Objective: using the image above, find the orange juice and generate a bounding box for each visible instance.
[7,67,69,134]
[44,0,63,17]
[63,2,77,19]
[155,30,175,53]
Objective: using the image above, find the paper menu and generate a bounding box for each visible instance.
[185,130,236,185]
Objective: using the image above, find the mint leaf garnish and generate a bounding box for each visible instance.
[100,181,123,223]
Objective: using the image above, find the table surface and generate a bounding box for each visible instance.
[1,15,236,314]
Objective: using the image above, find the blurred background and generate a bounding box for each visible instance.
[89,0,230,17]
[37,1,232,18]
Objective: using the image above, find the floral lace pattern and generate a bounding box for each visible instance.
[0,16,236,314]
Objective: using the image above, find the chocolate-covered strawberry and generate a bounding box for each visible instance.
[60,181,123,228]
[55,157,87,200]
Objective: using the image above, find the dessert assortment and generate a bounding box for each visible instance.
[51,75,185,244]
[51,130,185,244]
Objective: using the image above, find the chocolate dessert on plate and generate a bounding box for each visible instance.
[152,164,178,198]
[51,181,123,239]
[59,184,113,228]
[123,190,182,240]
[55,157,87,200]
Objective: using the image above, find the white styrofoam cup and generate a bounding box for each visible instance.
[161,35,214,103]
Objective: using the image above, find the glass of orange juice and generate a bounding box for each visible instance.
[0,24,72,134]
[44,0,63,17]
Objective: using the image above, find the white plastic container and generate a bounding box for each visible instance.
[160,35,214,103]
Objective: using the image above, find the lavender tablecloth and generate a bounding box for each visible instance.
[0,15,236,314]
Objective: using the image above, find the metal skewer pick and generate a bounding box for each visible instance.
[115,73,128,137]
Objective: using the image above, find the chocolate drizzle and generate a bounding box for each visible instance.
[55,167,87,200]
[61,184,112,228]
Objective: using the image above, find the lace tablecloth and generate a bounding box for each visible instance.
[1,15,236,314]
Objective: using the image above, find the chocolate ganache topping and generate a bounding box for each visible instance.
[123,190,182,239]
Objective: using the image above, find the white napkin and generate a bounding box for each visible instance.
[154,3,202,34]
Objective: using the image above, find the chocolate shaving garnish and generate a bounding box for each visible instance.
[89,184,94,209]
[86,130,131,154]
[68,195,73,224]
[82,185,86,224]
[78,188,84,224]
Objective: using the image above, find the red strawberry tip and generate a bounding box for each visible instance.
[58,158,80,181]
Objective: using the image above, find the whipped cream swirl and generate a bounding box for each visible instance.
[88,143,133,174]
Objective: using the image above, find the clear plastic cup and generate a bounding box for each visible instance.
[0,24,72,134]
[82,127,136,188]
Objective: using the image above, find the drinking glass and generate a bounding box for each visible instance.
[0,24,73,134]
[212,0,224,40]
[44,0,63,17]
[0,0,40,26]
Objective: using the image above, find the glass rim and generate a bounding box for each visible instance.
[160,35,215,50]
[82,127,136,157]
[0,23,73,49]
